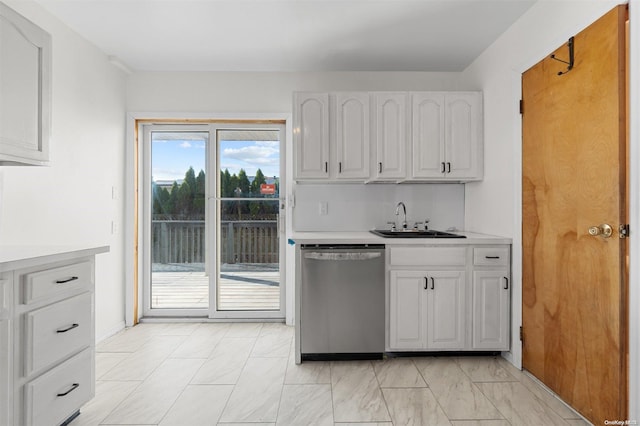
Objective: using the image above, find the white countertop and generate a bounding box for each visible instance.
[0,245,110,272]
[289,230,512,245]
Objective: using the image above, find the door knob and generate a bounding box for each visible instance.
[588,223,613,238]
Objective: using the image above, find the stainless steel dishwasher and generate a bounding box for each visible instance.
[300,244,385,360]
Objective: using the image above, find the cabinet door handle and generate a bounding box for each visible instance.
[485,256,500,259]
[57,383,79,397]
[339,162,342,173]
[55,276,78,284]
[430,277,435,290]
[57,323,79,333]
[503,277,509,290]
[378,162,382,173]
[441,162,446,173]
[424,277,428,290]
[447,162,451,173]
[324,162,328,173]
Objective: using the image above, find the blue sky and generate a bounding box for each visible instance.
[151,133,279,182]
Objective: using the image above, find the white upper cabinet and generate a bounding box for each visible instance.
[372,93,407,180]
[293,91,482,182]
[412,93,445,178]
[412,92,483,181]
[445,93,482,179]
[294,93,330,179]
[0,3,51,166]
[334,93,370,180]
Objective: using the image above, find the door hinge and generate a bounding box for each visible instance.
[519,100,524,114]
[619,224,630,239]
[519,326,524,343]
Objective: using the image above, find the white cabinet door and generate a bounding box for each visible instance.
[445,92,482,179]
[294,93,330,179]
[411,93,445,178]
[0,3,51,166]
[373,93,407,180]
[426,271,466,350]
[389,271,427,350]
[472,270,510,350]
[0,276,11,426]
[334,93,370,180]
[411,92,482,181]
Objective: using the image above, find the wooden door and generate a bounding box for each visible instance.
[522,6,628,424]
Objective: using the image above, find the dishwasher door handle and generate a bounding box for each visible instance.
[303,252,382,261]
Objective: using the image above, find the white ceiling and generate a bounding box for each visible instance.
[35,0,536,72]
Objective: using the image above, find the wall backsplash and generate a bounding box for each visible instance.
[292,183,464,232]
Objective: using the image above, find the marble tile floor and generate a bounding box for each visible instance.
[71,322,590,426]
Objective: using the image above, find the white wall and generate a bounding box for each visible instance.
[293,184,464,232]
[126,71,464,325]
[0,1,127,341]
[459,0,638,417]
[126,71,461,113]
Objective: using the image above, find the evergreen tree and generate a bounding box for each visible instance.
[177,181,192,217]
[168,181,179,217]
[237,169,250,195]
[251,169,266,195]
[194,169,206,217]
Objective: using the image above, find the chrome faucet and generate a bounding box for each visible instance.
[395,202,408,229]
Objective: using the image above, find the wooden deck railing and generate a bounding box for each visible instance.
[152,220,278,264]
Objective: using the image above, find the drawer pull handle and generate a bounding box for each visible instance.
[485,256,500,259]
[424,277,428,290]
[441,162,446,173]
[447,162,451,173]
[57,383,79,397]
[55,276,79,284]
[503,277,509,290]
[57,323,79,333]
[430,277,435,290]
[378,162,382,173]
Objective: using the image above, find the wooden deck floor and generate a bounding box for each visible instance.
[151,271,280,311]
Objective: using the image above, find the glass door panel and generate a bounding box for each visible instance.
[215,129,282,312]
[150,131,208,310]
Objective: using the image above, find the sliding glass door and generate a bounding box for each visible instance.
[141,122,285,319]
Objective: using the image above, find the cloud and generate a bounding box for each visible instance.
[222,143,278,161]
[179,141,192,148]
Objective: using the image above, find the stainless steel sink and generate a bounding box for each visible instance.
[370,229,466,238]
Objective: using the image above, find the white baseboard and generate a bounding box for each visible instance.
[96,320,126,344]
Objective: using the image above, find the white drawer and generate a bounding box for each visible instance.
[389,246,466,266]
[25,347,93,426]
[25,292,92,376]
[23,261,92,305]
[473,247,510,266]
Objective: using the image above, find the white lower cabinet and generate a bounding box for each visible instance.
[0,246,107,426]
[472,270,510,350]
[389,270,465,350]
[387,244,510,352]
